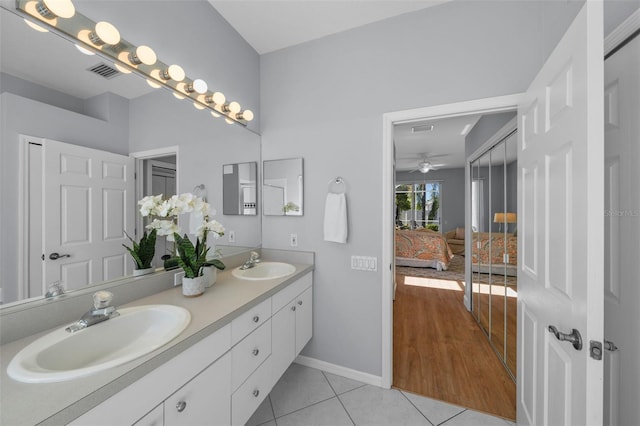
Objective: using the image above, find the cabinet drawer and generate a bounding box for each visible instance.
[232,319,272,391]
[133,403,163,426]
[272,272,312,313]
[231,356,273,426]
[231,297,271,345]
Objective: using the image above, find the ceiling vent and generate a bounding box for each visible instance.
[87,62,120,79]
[411,124,434,133]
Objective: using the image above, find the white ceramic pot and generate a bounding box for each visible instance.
[133,267,154,277]
[203,266,217,288]
[182,276,205,297]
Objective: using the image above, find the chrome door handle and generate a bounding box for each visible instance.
[548,325,583,350]
[49,253,71,260]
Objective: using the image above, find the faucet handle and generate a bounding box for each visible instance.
[93,291,114,309]
[250,251,260,260]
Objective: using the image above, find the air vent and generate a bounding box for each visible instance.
[87,62,120,79]
[411,124,434,133]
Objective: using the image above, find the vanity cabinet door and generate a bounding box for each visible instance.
[295,286,313,355]
[164,352,231,426]
[133,404,164,426]
[271,300,296,383]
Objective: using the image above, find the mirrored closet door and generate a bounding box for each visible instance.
[470,130,517,380]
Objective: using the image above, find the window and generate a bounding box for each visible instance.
[395,182,441,231]
[471,179,483,232]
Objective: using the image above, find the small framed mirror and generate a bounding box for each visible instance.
[263,158,304,216]
[223,162,258,215]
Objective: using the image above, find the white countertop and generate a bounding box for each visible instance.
[0,263,313,426]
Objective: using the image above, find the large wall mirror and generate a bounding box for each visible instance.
[223,162,258,215]
[263,158,304,216]
[0,3,261,308]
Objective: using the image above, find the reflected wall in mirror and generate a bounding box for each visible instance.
[0,2,261,307]
[263,158,304,216]
[223,162,257,215]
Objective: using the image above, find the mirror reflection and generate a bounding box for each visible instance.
[223,162,257,215]
[0,5,261,307]
[263,158,304,216]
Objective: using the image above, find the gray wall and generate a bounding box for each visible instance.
[260,1,583,376]
[395,168,466,233]
[465,111,516,159]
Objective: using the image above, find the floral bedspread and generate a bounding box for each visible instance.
[395,229,453,270]
[471,232,518,265]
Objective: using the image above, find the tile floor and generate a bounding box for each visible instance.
[246,363,516,426]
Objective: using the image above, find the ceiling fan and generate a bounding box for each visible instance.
[402,153,447,174]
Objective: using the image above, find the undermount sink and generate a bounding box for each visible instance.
[232,262,296,281]
[7,305,190,383]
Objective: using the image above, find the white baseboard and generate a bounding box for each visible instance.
[294,355,384,388]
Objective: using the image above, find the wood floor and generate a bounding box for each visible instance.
[393,271,516,421]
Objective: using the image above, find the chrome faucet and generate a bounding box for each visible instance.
[66,291,119,333]
[239,251,261,270]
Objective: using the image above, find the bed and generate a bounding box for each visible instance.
[395,228,454,271]
[471,232,518,276]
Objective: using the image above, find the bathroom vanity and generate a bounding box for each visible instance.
[0,252,314,425]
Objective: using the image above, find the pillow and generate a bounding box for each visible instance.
[455,227,465,240]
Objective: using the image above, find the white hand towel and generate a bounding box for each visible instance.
[324,193,348,243]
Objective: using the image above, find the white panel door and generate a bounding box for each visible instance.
[43,139,135,290]
[517,2,603,426]
[603,35,640,426]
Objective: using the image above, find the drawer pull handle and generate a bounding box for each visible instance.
[297,300,303,306]
[176,401,187,413]
[253,389,260,398]
[252,315,260,323]
[291,306,296,312]
[252,348,259,356]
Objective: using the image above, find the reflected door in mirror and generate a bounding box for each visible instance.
[223,162,257,215]
[263,158,304,216]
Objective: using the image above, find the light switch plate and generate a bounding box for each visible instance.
[351,256,377,271]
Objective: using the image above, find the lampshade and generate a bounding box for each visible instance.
[494,212,517,223]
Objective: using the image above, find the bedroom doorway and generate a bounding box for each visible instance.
[390,107,518,420]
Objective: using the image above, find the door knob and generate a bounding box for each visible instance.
[49,253,71,260]
[548,325,583,350]
[604,340,618,352]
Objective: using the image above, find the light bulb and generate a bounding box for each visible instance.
[205,91,225,105]
[186,79,207,94]
[146,79,161,89]
[128,45,156,66]
[114,63,131,74]
[211,111,221,118]
[23,19,48,32]
[161,64,185,82]
[75,44,94,55]
[193,102,205,110]
[225,118,234,124]
[237,110,254,121]
[229,101,241,113]
[89,21,120,46]
[37,0,75,19]
[173,92,185,100]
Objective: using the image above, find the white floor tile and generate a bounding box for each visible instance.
[276,397,354,426]
[401,391,466,425]
[245,396,274,426]
[269,364,336,417]
[440,409,511,426]
[323,371,366,395]
[339,385,431,426]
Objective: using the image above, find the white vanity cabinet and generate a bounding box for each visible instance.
[69,271,313,426]
[271,273,313,383]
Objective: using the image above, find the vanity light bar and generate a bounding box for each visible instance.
[16,0,254,126]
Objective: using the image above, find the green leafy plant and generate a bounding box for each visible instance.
[122,229,157,270]
[174,233,225,279]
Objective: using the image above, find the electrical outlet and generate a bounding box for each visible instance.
[174,271,185,286]
[290,233,298,247]
[228,230,235,243]
[351,256,377,271]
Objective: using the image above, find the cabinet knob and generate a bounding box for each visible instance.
[297,300,303,306]
[176,401,187,413]
[253,389,260,398]
[252,315,260,323]
[291,306,296,312]
[252,348,259,356]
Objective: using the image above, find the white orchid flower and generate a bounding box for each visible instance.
[197,219,225,240]
[138,194,163,216]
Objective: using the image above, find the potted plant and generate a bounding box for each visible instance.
[123,229,157,276]
[140,193,225,296]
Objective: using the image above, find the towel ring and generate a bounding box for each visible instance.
[328,177,346,194]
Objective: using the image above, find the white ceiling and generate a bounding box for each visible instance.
[208,0,449,54]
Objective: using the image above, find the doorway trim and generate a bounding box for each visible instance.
[381,93,524,388]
